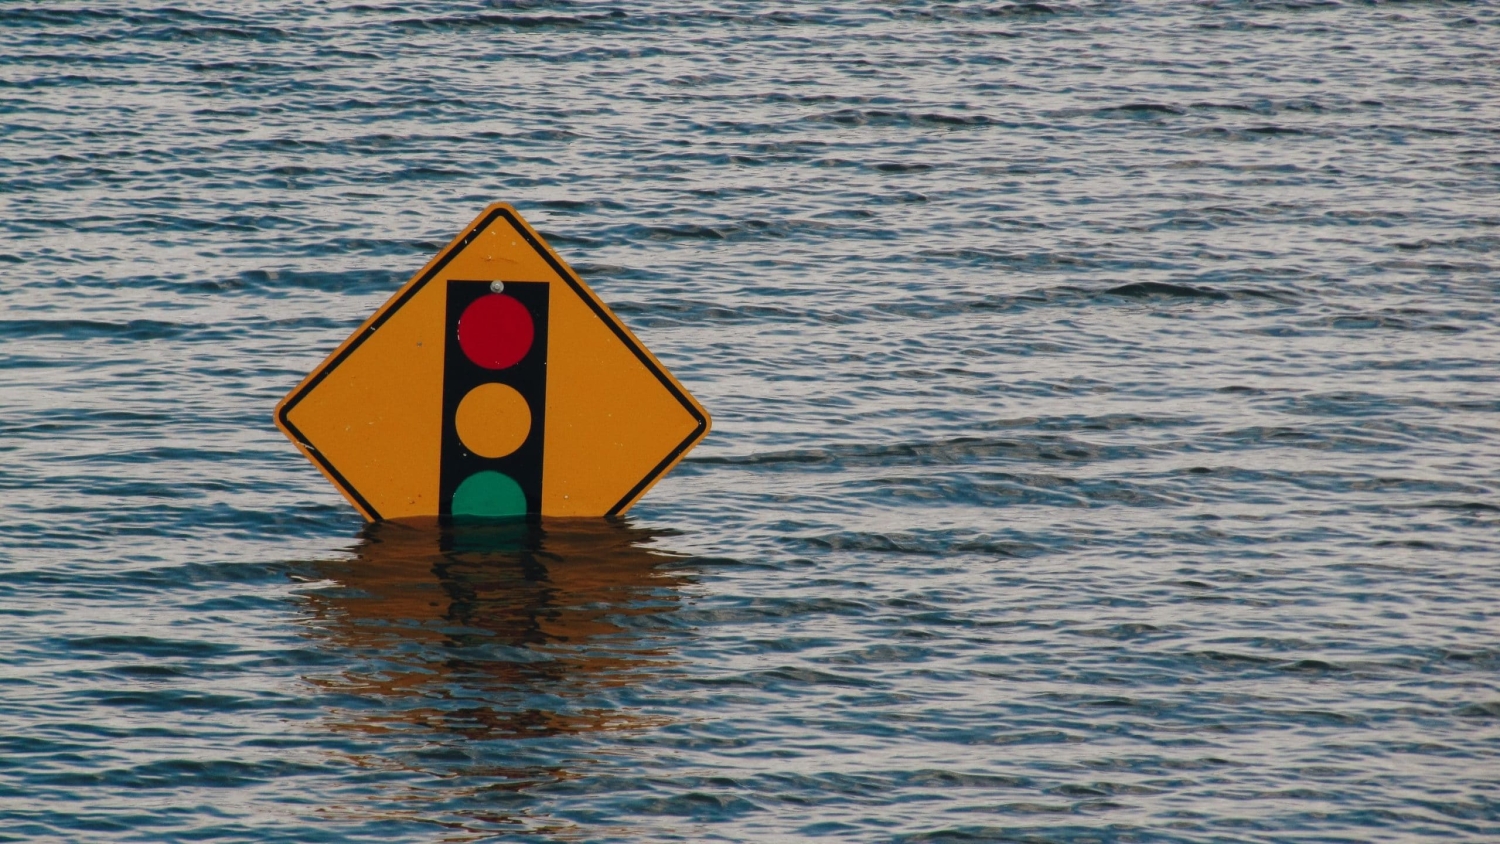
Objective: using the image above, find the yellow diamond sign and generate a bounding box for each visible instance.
[274,203,710,521]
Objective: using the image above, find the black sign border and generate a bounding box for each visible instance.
[277,205,710,521]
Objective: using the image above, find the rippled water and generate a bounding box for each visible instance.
[4,2,1500,841]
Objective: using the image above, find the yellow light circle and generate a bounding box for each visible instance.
[455,383,531,459]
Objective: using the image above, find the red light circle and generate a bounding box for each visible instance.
[458,293,534,370]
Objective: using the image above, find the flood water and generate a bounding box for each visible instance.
[3,2,1499,841]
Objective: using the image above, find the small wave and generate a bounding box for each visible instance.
[1095,102,1186,117]
[0,318,192,342]
[805,109,1002,129]
[788,531,1049,558]
[390,11,626,31]
[687,432,1155,469]
[59,635,238,658]
[983,2,1064,16]
[1103,282,1230,300]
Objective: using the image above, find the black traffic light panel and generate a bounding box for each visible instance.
[439,280,549,519]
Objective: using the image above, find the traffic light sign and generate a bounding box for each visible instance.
[440,281,549,519]
[274,203,709,521]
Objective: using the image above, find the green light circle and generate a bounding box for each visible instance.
[450,471,528,519]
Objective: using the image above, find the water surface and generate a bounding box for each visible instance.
[2,2,1499,841]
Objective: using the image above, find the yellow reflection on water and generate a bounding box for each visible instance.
[295,518,692,838]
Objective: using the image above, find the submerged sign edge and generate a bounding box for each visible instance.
[273,202,711,521]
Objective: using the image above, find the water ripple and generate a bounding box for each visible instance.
[2,1,1498,841]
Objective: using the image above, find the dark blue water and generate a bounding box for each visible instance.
[3,2,1499,841]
